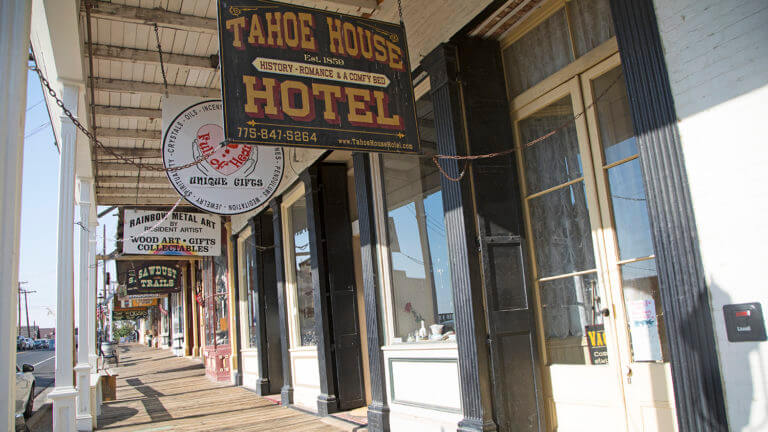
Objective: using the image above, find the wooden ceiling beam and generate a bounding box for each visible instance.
[96,196,190,206]
[98,254,203,261]
[85,1,217,33]
[97,187,179,196]
[95,127,161,140]
[93,105,162,119]
[89,44,216,70]
[93,78,220,98]
[321,0,378,11]
[96,148,161,158]
[98,175,170,185]
[97,162,165,172]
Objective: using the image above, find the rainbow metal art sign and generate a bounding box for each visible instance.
[123,209,221,256]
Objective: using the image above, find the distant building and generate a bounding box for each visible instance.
[17,326,55,339]
[17,325,38,338]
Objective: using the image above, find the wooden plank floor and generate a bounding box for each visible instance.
[97,344,346,431]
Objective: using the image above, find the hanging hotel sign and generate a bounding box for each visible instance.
[124,262,181,296]
[113,308,149,321]
[217,0,420,154]
[123,208,221,256]
[162,96,284,215]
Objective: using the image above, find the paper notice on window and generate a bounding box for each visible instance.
[628,299,663,361]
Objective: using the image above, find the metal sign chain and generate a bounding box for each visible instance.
[397,0,404,23]
[153,23,170,96]
[28,52,225,173]
[432,70,625,182]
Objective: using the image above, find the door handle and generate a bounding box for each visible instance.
[600,308,610,317]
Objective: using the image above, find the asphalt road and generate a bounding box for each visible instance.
[16,348,55,396]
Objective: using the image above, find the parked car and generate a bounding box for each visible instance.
[22,338,34,350]
[16,336,24,351]
[33,340,45,350]
[15,364,35,430]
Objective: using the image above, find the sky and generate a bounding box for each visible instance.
[18,68,118,331]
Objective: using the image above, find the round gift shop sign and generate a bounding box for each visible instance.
[163,100,284,215]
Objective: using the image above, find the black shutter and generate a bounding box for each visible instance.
[319,163,366,411]
[458,37,544,431]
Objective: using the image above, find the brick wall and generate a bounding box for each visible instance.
[654,1,768,430]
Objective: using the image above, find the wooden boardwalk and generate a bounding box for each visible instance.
[97,344,348,431]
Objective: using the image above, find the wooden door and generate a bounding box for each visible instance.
[580,55,677,431]
[513,77,629,430]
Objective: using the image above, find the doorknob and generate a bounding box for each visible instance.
[600,308,610,317]
[624,365,633,384]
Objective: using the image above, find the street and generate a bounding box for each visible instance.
[16,349,54,397]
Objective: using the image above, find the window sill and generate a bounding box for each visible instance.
[381,341,458,352]
[289,346,317,353]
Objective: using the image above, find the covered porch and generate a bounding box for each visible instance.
[97,343,351,431]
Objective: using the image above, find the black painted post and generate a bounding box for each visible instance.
[352,153,390,432]
[422,43,497,432]
[270,197,294,406]
[301,168,340,415]
[248,217,271,395]
[609,1,728,430]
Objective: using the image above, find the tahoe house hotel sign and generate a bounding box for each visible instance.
[218,0,420,154]
[163,95,284,214]
[124,208,222,256]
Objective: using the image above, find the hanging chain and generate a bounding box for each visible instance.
[28,52,226,173]
[135,157,143,204]
[432,70,626,182]
[153,23,170,96]
[397,0,404,23]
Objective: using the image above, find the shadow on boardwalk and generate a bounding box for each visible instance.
[97,344,346,431]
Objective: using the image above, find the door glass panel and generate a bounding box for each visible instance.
[593,68,636,164]
[540,272,602,364]
[620,260,668,361]
[607,159,654,260]
[528,181,595,278]
[289,196,317,346]
[519,96,583,194]
[591,66,669,363]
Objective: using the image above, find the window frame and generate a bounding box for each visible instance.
[370,150,458,348]
[280,182,315,351]
[236,226,256,350]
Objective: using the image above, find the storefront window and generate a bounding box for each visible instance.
[214,252,229,346]
[243,234,259,348]
[380,140,454,343]
[203,249,230,347]
[204,258,216,347]
[288,195,316,346]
